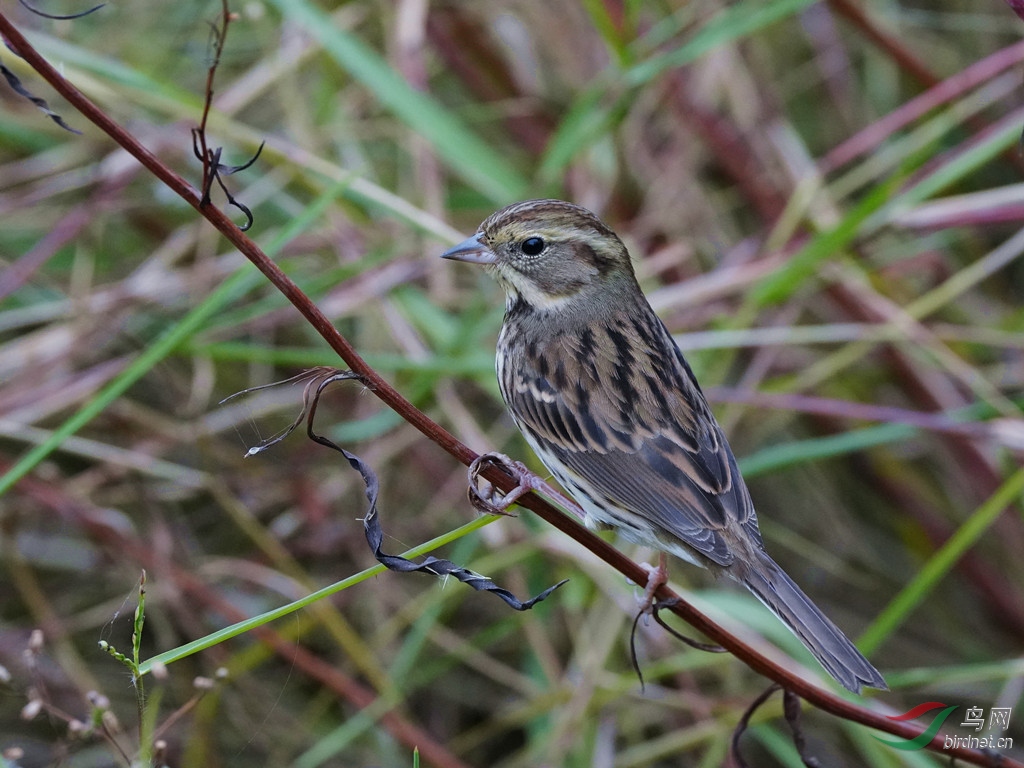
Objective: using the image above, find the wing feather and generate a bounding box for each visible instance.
[501,306,761,567]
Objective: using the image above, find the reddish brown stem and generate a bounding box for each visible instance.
[826,0,1024,174]
[821,39,1024,172]
[827,0,937,87]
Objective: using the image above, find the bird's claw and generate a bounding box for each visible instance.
[467,452,529,516]
[467,452,587,521]
[637,555,669,617]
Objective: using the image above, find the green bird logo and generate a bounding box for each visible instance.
[874,702,958,750]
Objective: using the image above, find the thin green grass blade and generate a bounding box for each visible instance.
[749,177,898,307]
[858,465,1024,655]
[0,180,350,498]
[622,0,816,87]
[137,515,499,675]
[293,697,396,768]
[737,422,917,478]
[537,87,627,183]
[738,399,996,478]
[581,0,633,66]
[30,31,203,110]
[291,538,485,768]
[882,109,1024,224]
[267,0,528,203]
[0,270,252,498]
[884,658,1024,690]
[540,0,815,179]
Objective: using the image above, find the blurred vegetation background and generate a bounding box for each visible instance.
[1,0,1023,766]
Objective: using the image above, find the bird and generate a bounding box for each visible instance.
[440,199,886,694]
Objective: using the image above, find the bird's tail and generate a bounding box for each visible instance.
[741,554,886,694]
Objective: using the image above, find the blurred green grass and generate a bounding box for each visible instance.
[1,1,1023,766]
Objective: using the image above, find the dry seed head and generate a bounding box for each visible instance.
[27,629,44,652]
[21,699,42,721]
[68,719,89,736]
[101,710,121,732]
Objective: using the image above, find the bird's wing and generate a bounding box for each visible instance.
[503,310,760,566]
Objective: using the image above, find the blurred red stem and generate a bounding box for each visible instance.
[822,39,1024,171]
[827,0,937,87]
[826,0,1024,174]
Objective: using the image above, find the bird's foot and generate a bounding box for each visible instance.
[467,452,585,520]
[637,554,669,616]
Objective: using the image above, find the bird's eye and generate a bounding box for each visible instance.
[521,237,545,256]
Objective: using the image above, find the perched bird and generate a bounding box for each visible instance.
[441,199,886,694]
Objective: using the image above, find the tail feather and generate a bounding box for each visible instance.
[741,555,887,694]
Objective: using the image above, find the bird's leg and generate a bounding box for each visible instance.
[467,452,586,521]
[637,552,669,615]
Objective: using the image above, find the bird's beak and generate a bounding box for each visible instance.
[440,234,496,265]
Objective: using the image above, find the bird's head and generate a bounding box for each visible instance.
[441,199,635,311]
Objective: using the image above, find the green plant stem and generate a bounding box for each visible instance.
[0,179,349,499]
[858,465,1024,654]
[137,514,499,675]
